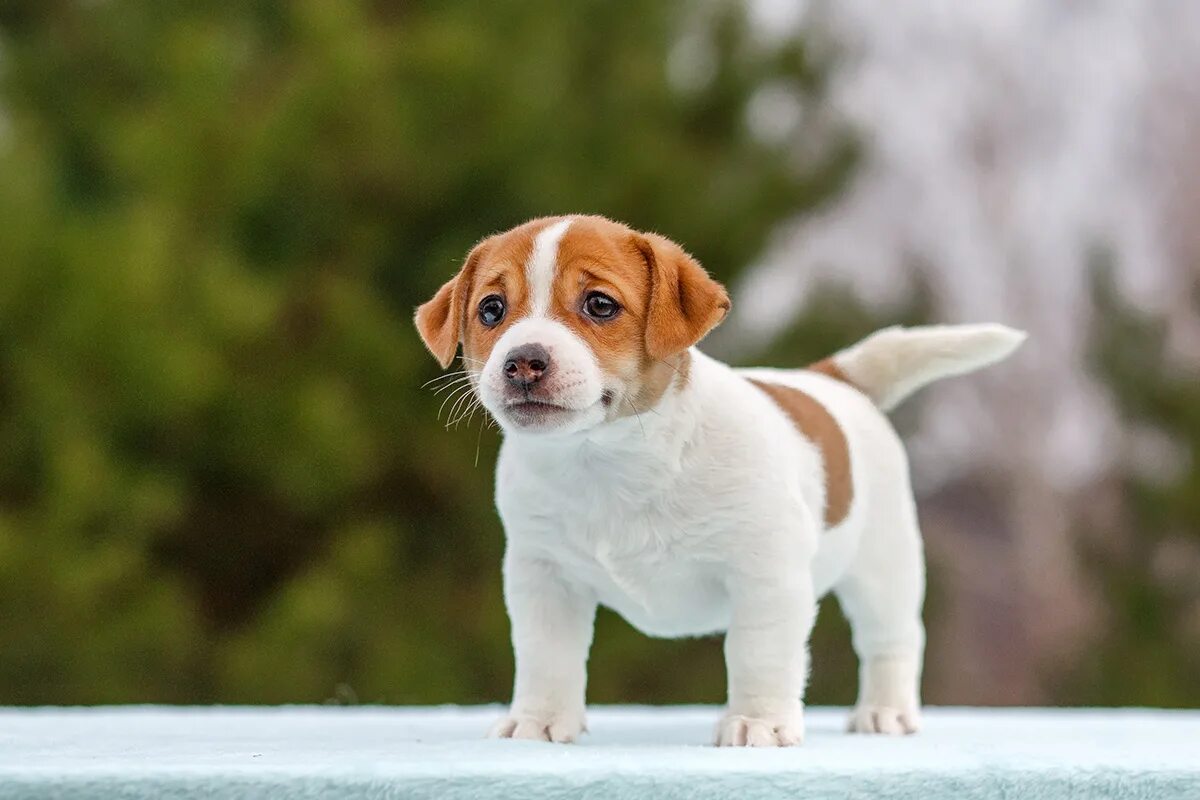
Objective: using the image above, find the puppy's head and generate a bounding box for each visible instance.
[415,215,729,435]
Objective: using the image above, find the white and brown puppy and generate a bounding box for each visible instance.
[415,215,1024,747]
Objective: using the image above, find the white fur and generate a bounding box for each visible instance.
[483,323,1024,746]
[833,323,1027,411]
[525,218,573,317]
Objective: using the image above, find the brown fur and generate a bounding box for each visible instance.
[807,356,859,390]
[747,378,853,528]
[633,232,731,360]
[415,218,558,368]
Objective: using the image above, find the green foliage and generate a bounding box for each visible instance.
[1064,264,1200,707]
[0,0,857,702]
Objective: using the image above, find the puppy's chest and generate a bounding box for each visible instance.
[504,481,732,637]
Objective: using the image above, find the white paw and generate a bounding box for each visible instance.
[715,711,804,747]
[847,704,921,735]
[488,708,586,743]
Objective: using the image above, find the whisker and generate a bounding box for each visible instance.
[422,370,470,389]
[447,397,472,429]
[438,385,474,421]
[463,398,482,430]
[474,414,486,467]
[431,375,475,395]
[432,381,472,395]
[623,393,647,439]
[655,358,684,379]
[445,390,478,429]
[445,391,475,426]
[449,398,481,431]
[456,402,482,431]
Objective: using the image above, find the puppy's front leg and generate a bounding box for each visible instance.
[489,551,596,743]
[717,560,816,747]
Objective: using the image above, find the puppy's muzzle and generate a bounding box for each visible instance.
[503,343,551,391]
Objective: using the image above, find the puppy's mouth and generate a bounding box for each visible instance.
[500,394,604,431]
[506,398,569,413]
[503,397,576,423]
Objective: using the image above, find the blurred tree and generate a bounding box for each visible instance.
[0,0,858,702]
[1058,266,1200,707]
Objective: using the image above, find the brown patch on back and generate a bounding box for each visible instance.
[807,357,854,387]
[748,378,854,528]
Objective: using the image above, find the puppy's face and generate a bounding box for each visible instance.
[415,216,730,435]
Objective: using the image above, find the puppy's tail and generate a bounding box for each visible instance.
[810,324,1027,412]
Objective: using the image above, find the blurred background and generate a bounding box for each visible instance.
[0,0,1197,708]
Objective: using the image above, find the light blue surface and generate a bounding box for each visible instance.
[0,706,1196,799]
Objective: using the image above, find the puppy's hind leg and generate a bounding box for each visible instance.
[834,489,925,735]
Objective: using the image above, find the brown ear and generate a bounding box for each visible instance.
[414,241,486,368]
[635,232,730,359]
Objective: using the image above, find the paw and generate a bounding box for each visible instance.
[488,708,586,743]
[715,711,804,747]
[847,704,920,735]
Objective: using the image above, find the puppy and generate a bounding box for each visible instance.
[415,215,1024,746]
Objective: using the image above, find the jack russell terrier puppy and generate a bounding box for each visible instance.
[415,215,1025,747]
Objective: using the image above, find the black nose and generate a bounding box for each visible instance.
[503,343,551,389]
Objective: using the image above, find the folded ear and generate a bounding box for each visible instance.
[634,232,731,359]
[414,241,487,368]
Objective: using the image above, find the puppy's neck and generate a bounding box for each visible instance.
[610,348,692,424]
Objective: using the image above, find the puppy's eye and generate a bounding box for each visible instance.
[583,291,620,320]
[478,295,506,327]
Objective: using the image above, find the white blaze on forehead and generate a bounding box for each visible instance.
[525,217,573,317]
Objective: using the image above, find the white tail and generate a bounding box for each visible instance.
[825,324,1027,411]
